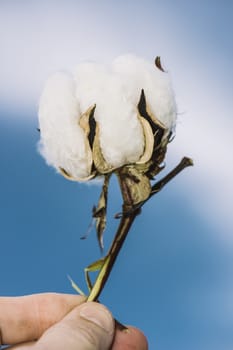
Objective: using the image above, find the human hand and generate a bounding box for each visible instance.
[0,293,148,349]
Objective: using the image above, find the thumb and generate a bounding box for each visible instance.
[35,302,115,350]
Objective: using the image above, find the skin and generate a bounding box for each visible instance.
[0,293,148,350]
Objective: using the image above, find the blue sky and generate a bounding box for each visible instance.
[0,1,233,349]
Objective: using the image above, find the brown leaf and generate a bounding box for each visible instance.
[155,56,166,72]
[93,174,111,251]
[117,167,151,209]
[92,123,115,174]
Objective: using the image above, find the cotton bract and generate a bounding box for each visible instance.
[38,55,177,182]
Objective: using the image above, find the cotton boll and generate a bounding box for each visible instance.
[112,54,177,130]
[38,55,176,183]
[75,65,145,168]
[38,72,93,179]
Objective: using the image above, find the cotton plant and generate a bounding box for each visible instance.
[38,54,192,303]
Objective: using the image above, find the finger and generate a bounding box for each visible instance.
[113,325,148,350]
[0,293,86,345]
[34,301,115,350]
[6,341,36,349]
[7,326,148,350]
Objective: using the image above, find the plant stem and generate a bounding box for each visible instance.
[87,157,193,302]
[87,210,139,301]
[150,157,193,196]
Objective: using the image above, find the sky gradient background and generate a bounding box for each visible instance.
[0,1,233,349]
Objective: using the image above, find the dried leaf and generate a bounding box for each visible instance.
[59,167,95,182]
[67,275,85,295]
[138,89,166,131]
[80,217,95,240]
[155,56,166,72]
[86,257,106,271]
[137,89,168,155]
[136,115,154,164]
[118,167,151,209]
[92,123,115,174]
[79,104,97,148]
[59,167,74,180]
[59,104,96,181]
[88,107,97,149]
[85,257,106,291]
[93,174,110,250]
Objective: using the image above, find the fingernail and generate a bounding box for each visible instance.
[80,302,113,332]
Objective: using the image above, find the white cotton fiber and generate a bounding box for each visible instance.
[38,72,93,179]
[112,54,177,130]
[74,63,144,168]
[38,55,177,180]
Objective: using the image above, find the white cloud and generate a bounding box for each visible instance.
[0,3,118,111]
[170,62,233,238]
